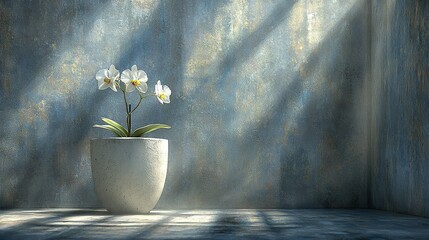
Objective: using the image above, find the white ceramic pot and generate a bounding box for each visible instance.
[90,138,168,214]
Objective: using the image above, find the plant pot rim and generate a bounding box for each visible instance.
[91,137,168,141]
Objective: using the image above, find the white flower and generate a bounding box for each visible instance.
[95,65,119,92]
[155,80,171,104]
[120,65,148,93]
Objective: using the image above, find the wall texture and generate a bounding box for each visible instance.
[370,0,429,217]
[1,0,370,209]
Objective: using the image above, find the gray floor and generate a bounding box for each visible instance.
[1,209,429,239]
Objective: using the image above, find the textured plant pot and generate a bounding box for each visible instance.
[90,138,168,214]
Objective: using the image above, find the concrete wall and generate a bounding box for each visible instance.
[0,0,370,209]
[369,0,429,217]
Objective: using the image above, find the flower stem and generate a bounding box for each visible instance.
[129,93,157,114]
[118,83,131,136]
[128,104,132,136]
[121,87,129,114]
[130,94,143,114]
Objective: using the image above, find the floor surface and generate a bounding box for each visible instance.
[1,209,429,239]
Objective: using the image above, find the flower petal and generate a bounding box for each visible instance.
[155,80,162,94]
[131,65,138,72]
[98,82,109,90]
[156,96,164,104]
[112,71,120,81]
[109,83,117,92]
[96,69,108,81]
[97,77,105,86]
[163,85,171,95]
[137,82,148,93]
[126,83,136,92]
[137,70,148,82]
[109,64,116,72]
[121,70,131,84]
[109,65,119,80]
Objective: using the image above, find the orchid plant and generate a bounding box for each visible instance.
[94,64,171,137]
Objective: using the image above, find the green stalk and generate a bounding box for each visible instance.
[117,81,131,137]
[128,104,132,136]
[130,94,143,114]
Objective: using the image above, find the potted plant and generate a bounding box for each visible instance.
[90,64,171,214]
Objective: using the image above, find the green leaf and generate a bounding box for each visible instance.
[131,124,171,137]
[93,124,126,137]
[101,117,129,137]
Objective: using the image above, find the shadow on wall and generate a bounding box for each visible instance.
[0,0,109,105]
[275,1,369,208]
[158,0,300,209]
[158,0,369,209]
[0,0,114,207]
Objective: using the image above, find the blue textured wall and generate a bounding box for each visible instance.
[370,0,429,217]
[0,0,370,208]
